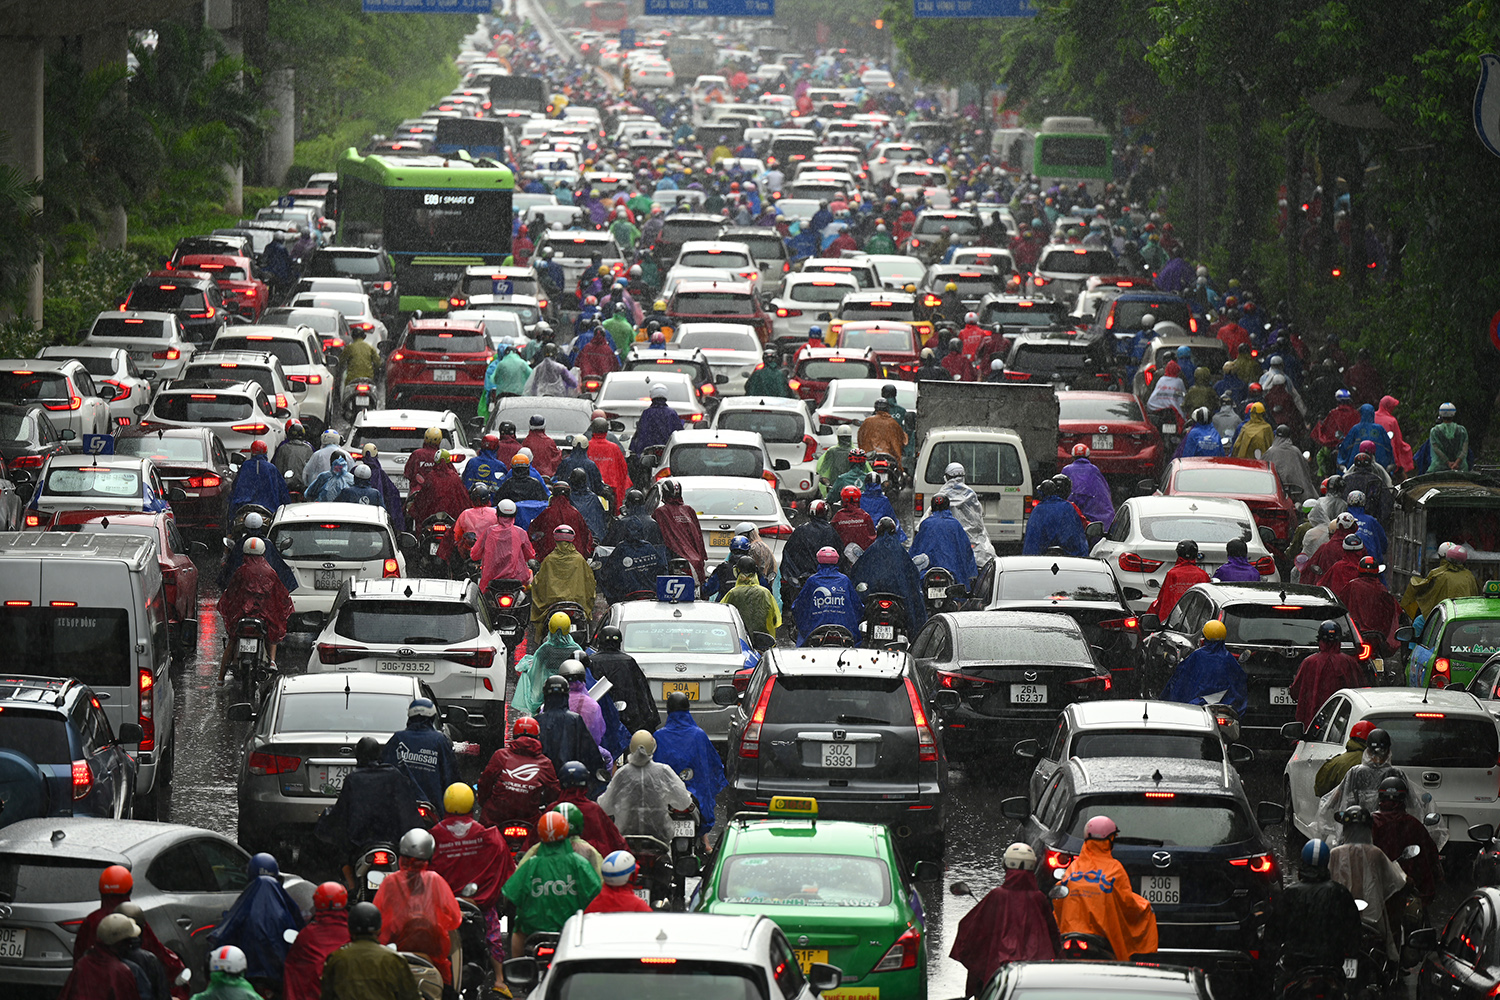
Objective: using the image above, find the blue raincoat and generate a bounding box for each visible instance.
[463,449,508,488]
[557,451,606,498]
[1215,371,1248,408]
[630,401,684,454]
[652,709,728,832]
[1337,404,1396,468]
[599,521,667,602]
[860,481,906,542]
[570,485,608,539]
[363,458,406,531]
[334,483,383,506]
[306,456,354,503]
[228,455,290,515]
[381,718,460,808]
[793,565,863,643]
[910,509,978,587]
[210,874,302,979]
[1180,422,1226,458]
[1021,495,1088,557]
[850,535,927,633]
[1159,639,1248,714]
[1346,503,1387,563]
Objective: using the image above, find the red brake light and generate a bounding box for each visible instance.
[383,558,400,577]
[231,424,270,435]
[247,752,301,776]
[1098,617,1140,633]
[905,678,937,762]
[72,760,92,799]
[1044,849,1072,870]
[503,826,529,838]
[1118,552,1165,573]
[370,850,394,866]
[317,643,369,665]
[739,676,776,758]
[872,925,921,972]
[1414,711,1447,719]
[1144,791,1176,799]
[1254,555,1277,575]
[802,434,818,463]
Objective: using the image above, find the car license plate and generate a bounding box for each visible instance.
[1092,433,1114,450]
[319,765,352,795]
[1010,683,1047,704]
[662,681,699,700]
[237,637,259,653]
[1269,687,1296,706]
[1140,874,1180,905]
[355,395,370,407]
[433,369,457,382]
[1343,958,1359,979]
[821,743,855,768]
[710,531,734,547]
[926,586,947,599]
[0,927,25,958]
[872,624,894,640]
[794,949,828,973]
[378,660,435,674]
[314,569,341,590]
[1161,423,1177,434]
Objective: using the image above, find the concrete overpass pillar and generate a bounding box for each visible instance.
[206,0,243,214]
[265,67,295,188]
[82,23,130,249]
[0,37,44,326]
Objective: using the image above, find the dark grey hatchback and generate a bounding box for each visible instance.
[717,646,955,856]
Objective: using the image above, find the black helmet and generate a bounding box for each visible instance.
[1336,804,1373,827]
[735,555,758,575]
[1365,727,1391,753]
[1325,474,1344,495]
[558,761,590,789]
[930,493,949,511]
[1176,539,1200,561]
[348,901,382,937]
[1317,620,1341,643]
[1052,473,1071,499]
[877,516,897,536]
[661,479,682,502]
[543,674,569,699]
[881,383,898,398]
[1035,478,1056,498]
[624,487,645,508]
[355,736,381,765]
[498,420,517,437]
[569,467,589,491]
[1377,775,1409,804]
[552,480,572,498]
[597,625,622,650]
[469,481,492,504]
[665,691,691,713]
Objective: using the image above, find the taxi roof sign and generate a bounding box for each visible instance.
[1484,580,1500,597]
[768,795,818,817]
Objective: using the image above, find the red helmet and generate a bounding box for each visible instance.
[538,811,571,843]
[816,546,839,565]
[513,716,540,738]
[1358,555,1378,575]
[249,440,268,456]
[1248,382,1262,394]
[99,865,133,895]
[840,486,861,503]
[1350,720,1377,743]
[1071,443,1090,458]
[483,433,501,450]
[313,882,348,912]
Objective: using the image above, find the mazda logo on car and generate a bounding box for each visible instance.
[1153,851,1172,868]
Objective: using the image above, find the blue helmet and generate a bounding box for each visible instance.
[1301,839,1331,870]
[602,850,637,887]
[729,534,752,553]
[1335,389,1351,402]
[249,852,279,878]
[1176,345,1192,358]
[558,761,590,789]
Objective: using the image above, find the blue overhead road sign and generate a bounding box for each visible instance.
[914,0,1035,16]
[363,0,488,12]
[644,0,774,16]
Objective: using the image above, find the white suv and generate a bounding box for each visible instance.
[0,359,110,449]
[143,379,288,458]
[711,395,827,498]
[269,502,412,616]
[82,310,196,380]
[211,325,336,433]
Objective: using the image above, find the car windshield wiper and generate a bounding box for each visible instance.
[1115,836,1165,846]
[836,714,891,725]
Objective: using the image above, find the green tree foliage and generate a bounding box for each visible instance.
[0,133,43,320]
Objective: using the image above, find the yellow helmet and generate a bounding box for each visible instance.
[654,300,667,311]
[423,427,442,447]
[1251,402,1266,414]
[944,282,957,292]
[549,611,571,634]
[598,265,610,276]
[1203,620,1227,641]
[443,782,476,816]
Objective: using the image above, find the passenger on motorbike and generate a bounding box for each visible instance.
[830,447,875,497]
[935,463,997,569]
[430,783,512,984]
[472,498,534,594]
[598,517,667,602]
[112,901,172,1000]
[539,673,606,778]
[209,853,302,989]
[850,517,929,634]
[858,399,907,471]
[462,433,508,490]
[477,716,560,832]
[281,883,350,1000]
[315,736,425,892]
[598,731,695,846]
[333,463,384,507]
[272,420,313,496]
[585,851,651,913]
[228,439,290,516]
[402,427,443,494]
[528,527,596,653]
[303,428,350,485]
[1329,805,1408,962]
[64,912,152,1000]
[190,945,260,1000]
[528,482,595,561]
[1052,816,1159,962]
[306,452,355,504]
[704,534,756,600]
[1288,621,1368,729]
[587,626,659,736]
[216,537,293,686]
[832,484,876,555]
[501,811,602,961]
[911,494,978,588]
[494,452,549,504]
[452,482,498,562]
[1146,539,1212,620]
[1021,478,1088,557]
[359,445,406,532]
[409,452,472,549]
[949,844,1059,996]
[372,829,463,986]
[317,903,419,1000]
[793,546,862,645]
[1266,839,1362,989]
[719,555,781,636]
[1159,620,1249,714]
[381,698,460,810]
[516,613,584,717]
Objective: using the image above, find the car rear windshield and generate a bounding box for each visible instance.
[677,329,760,352]
[1138,516,1251,545]
[70,356,117,377]
[462,274,535,297]
[1069,794,1255,847]
[308,253,384,277]
[913,215,979,236]
[679,250,751,269]
[621,620,739,655]
[215,336,313,367]
[936,274,1003,298]
[292,295,366,318]
[717,411,803,443]
[824,383,914,410]
[0,608,132,687]
[1440,620,1500,660]
[1070,730,1223,762]
[789,282,853,304]
[869,259,925,284]
[272,523,392,561]
[115,435,209,462]
[765,673,913,726]
[1221,604,1349,646]
[0,412,36,441]
[336,600,480,644]
[674,292,755,315]
[803,264,874,288]
[128,285,207,312]
[549,960,767,1000]
[980,302,1066,327]
[1366,714,1500,769]
[957,620,1088,663]
[0,856,110,903]
[276,691,413,733]
[44,467,141,498]
[1059,396,1143,422]
[840,329,917,353]
[669,444,764,478]
[0,372,70,405]
[659,220,724,242]
[89,317,169,339]
[540,236,616,260]
[1038,249,1117,275]
[153,393,253,422]
[407,330,488,353]
[1114,300,1192,329]
[184,365,275,396]
[718,853,891,906]
[0,710,70,763]
[1173,467,1276,495]
[839,302,914,322]
[601,379,694,404]
[729,234,786,259]
[1154,344,1224,369]
[798,360,879,381]
[350,428,454,453]
[995,569,1120,603]
[1009,344,1094,374]
[922,441,1024,487]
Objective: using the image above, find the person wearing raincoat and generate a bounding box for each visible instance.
[217,538,293,685]
[538,674,605,779]
[483,346,532,417]
[529,485,595,561]
[1061,446,1115,528]
[720,556,781,636]
[831,486,877,555]
[815,427,855,496]
[793,547,863,643]
[745,348,794,397]
[228,441,290,516]
[209,854,302,985]
[1288,621,1368,728]
[1337,403,1395,468]
[306,453,354,504]
[1232,402,1275,459]
[860,479,906,543]
[949,844,1059,997]
[911,496,978,587]
[598,517,667,602]
[1328,806,1408,961]
[527,540,594,679]
[409,453,472,559]
[478,716,559,831]
[372,831,462,986]
[1053,816,1158,961]
[934,462,997,569]
[1145,360,1186,424]
[280,884,349,1000]
[1373,396,1414,474]
[302,429,350,485]
[1212,538,1262,583]
[357,447,405,530]
[524,350,579,398]
[1266,424,1318,499]
[1401,543,1479,618]
[503,811,602,959]
[850,519,927,634]
[1021,480,1088,557]
[1159,620,1249,713]
[652,691,729,838]
[599,731,696,844]
[566,467,608,540]
[1182,366,1218,416]
[1426,402,1470,473]
[652,479,708,582]
[587,418,631,500]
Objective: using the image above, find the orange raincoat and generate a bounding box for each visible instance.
[1052,838,1158,961]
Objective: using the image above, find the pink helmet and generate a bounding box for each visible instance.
[1449,544,1469,563]
[1084,816,1118,840]
[816,546,839,565]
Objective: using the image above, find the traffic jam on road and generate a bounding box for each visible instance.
[3,3,1497,1000]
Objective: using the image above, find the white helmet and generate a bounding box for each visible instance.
[602,850,637,886]
[242,512,265,531]
[1002,843,1037,870]
[243,537,267,556]
[321,429,341,447]
[964,312,978,324]
[944,462,965,480]
[1140,313,1156,329]
[209,945,248,975]
[497,499,518,516]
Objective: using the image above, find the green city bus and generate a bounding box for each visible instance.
[336,149,515,314]
[1032,116,1112,197]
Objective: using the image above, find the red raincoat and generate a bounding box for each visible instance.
[1339,573,1402,653]
[218,556,294,644]
[557,786,629,858]
[431,814,514,911]
[653,499,708,582]
[1215,322,1251,356]
[59,946,140,1000]
[588,433,631,500]
[1322,548,1365,596]
[404,446,439,493]
[373,862,462,984]
[411,463,472,558]
[949,869,1059,997]
[477,736,559,831]
[577,336,620,379]
[1288,642,1368,727]
[1145,558,1211,621]
[495,435,523,465]
[280,910,350,1000]
[584,884,651,913]
[1311,403,1361,449]
[528,495,595,561]
[1303,528,1354,585]
[832,504,876,552]
[521,430,563,478]
[941,352,976,381]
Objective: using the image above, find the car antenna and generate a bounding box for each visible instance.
[1152,769,1162,785]
[1142,701,1149,722]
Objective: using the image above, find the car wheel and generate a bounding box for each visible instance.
[1284,779,1306,855]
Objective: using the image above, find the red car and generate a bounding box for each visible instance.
[177,254,269,321]
[388,318,493,410]
[1162,457,1300,545]
[789,347,885,405]
[832,322,921,379]
[1057,390,1165,477]
[44,510,203,662]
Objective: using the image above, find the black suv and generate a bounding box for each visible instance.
[123,272,227,345]
[716,646,957,856]
[1002,331,1120,390]
[1001,756,1285,981]
[0,676,141,820]
[304,247,399,328]
[1139,582,1373,747]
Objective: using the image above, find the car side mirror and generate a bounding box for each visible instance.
[1137,613,1160,632]
[1279,721,1305,742]
[750,631,776,652]
[1259,525,1276,546]
[772,458,790,471]
[190,540,210,557]
[1285,483,1304,498]
[934,689,960,712]
[1013,738,1041,760]
[1136,477,1155,495]
[1256,801,1286,827]
[1048,883,1069,900]
[445,706,475,726]
[169,488,189,502]
[807,963,842,996]
[1425,812,1442,827]
[1394,626,1415,642]
[1405,927,1437,952]
[1471,824,1496,842]
[502,957,539,990]
[229,453,246,467]
[1085,521,1105,541]
[61,428,78,440]
[132,400,151,417]
[1227,743,1255,766]
[999,795,1029,821]
[712,683,740,706]
[715,373,729,384]
[227,702,256,722]
[291,610,326,633]
[141,370,156,380]
[911,859,940,882]
[275,405,291,418]
[609,419,626,432]
[398,532,419,552]
[116,722,144,744]
[14,482,34,503]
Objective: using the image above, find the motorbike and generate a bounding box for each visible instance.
[342,378,377,421]
[624,806,700,910]
[805,623,856,647]
[1348,845,1424,1000]
[543,600,591,642]
[1277,964,1348,1000]
[401,953,444,1000]
[858,589,910,650]
[1147,407,1184,457]
[230,616,275,706]
[484,578,531,664]
[455,883,493,1000]
[416,512,456,578]
[501,820,535,858]
[224,503,275,554]
[1059,932,1117,961]
[867,451,903,492]
[353,842,400,902]
[921,566,966,617]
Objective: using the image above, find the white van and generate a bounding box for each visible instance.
[0,532,176,816]
[914,427,1032,550]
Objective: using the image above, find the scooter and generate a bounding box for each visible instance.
[484,579,531,666]
[625,807,699,910]
[922,566,966,616]
[805,623,856,647]
[343,378,376,421]
[416,513,456,578]
[231,616,274,706]
[455,883,493,1000]
[858,589,910,649]
[868,451,902,492]
[353,842,399,902]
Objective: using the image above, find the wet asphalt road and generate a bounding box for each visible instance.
[169,553,1464,998]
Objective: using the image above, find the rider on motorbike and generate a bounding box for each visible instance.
[652,692,728,846]
[793,546,862,645]
[538,674,606,779]
[585,851,651,913]
[1329,805,1408,962]
[719,555,781,636]
[1159,620,1249,714]
[372,829,463,986]
[1052,816,1159,962]
[850,518,928,634]
[429,783,512,985]
[598,731,695,844]
[453,481,498,563]
[949,844,1059,996]
[208,852,302,989]
[341,325,381,392]
[501,811,602,962]
[272,419,313,496]
[588,625,659,736]
[228,439,290,517]
[216,537,293,686]
[317,903,417,1000]
[477,716,559,834]
[280,883,350,1000]
[1265,840,1362,990]
[315,736,425,892]
[911,494,978,589]
[380,698,460,810]
[598,517,667,602]
[556,761,629,858]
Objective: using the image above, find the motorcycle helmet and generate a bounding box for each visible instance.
[1052,474,1071,499]
[816,546,839,565]
[398,828,436,861]
[1301,839,1331,873]
[313,882,348,912]
[242,511,264,532]
[602,850,637,887]
[1365,727,1391,755]
[729,535,752,554]
[97,912,140,947]
[1072,443,1090,458]
[243,536,267,557]
[424,427,442,448]
[596,625,623,650]
[549,611,572,634]
[1034,478,1056,499]
[443,782,475,816]
[249,439,268,456]
[498,420,517,438]
[1336,804,1373,827]
[1084,816,1118,840]
[543,674,569,699]
[665,690,691,713]
[321,429,341,447]
[558,659,585,685]
[348,902,383,937]
[964,312,978,324]
[1002,843,1038,870]
[930,493,950,511]
[1335,389,1352,403]
[1192,406,1211,425]
[552,481,573,499]
[628,730,657,766]
[847,447,867,465]
[877,516,897,536]
[286,419,305,440]
[558,761,590,789]
[1359,555,1379,575]
[513,715,540,738]
[1346,490,1367,507]
[554,802,584,837]
[497,499,517,517]
[808,499,829,520]
[590,417,609,436]
[1439,402,1457,419]
[99,865,133,895]
[625,486,646,507]
[1176,539,1200,561]
[355,735,381,765]
[661,479,682,502]
[353,464,371,481]
[249,852,278,878]
[1202,620,1227,642]
[1317,620,1341,643]
[840,485,861,503]
[209,945,247,975]
[538,810,571,843]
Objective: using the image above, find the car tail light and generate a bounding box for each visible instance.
[103,379,130,402]
[383,558,400,577]
[686,413,704,423]
[1023,494,1037,515]
[757,524,793,537]
[913,492,924,515]
[137,668,155,753]
[921,294,941,308]
[699,382,717,397]
[448,647,496,668]
[1105,311,1115,330]
[1254,555,1277,575]
[1118,552,1165,573]
[782,261,791,273]
[10,455,42,470]
[275,394,288,411]
[1230,853,1276,874]
[188,305,216,320]
[23,513,41,527]
[872,925,921,972]
[317,643,370,665]
[775,308,801,318]
[391,351,405,362]
[802,435,818,462]
[45,395,83,412]
[186,475,220,489]
[1044,848,1072,870]
[738,676,776,758]
[787,378,801,391]
[905,678,938,762]
[583,378,602,393]
[151,348,181,361]
[72,760,92,799]
[1434,657,1451,680]
[1098,617,1140,633]
[231,424,270,435]
[287,373,321,385]
[762,470,779,486]
[1145,791,1176,799]
[248,751,302,776]
[1032,276,1048,286]
[1066,673,1112,694]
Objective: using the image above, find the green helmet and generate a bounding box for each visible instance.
[554,801,584,837]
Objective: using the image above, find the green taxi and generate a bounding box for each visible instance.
[1408,584,1500,688]
[694,797,935,1000]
